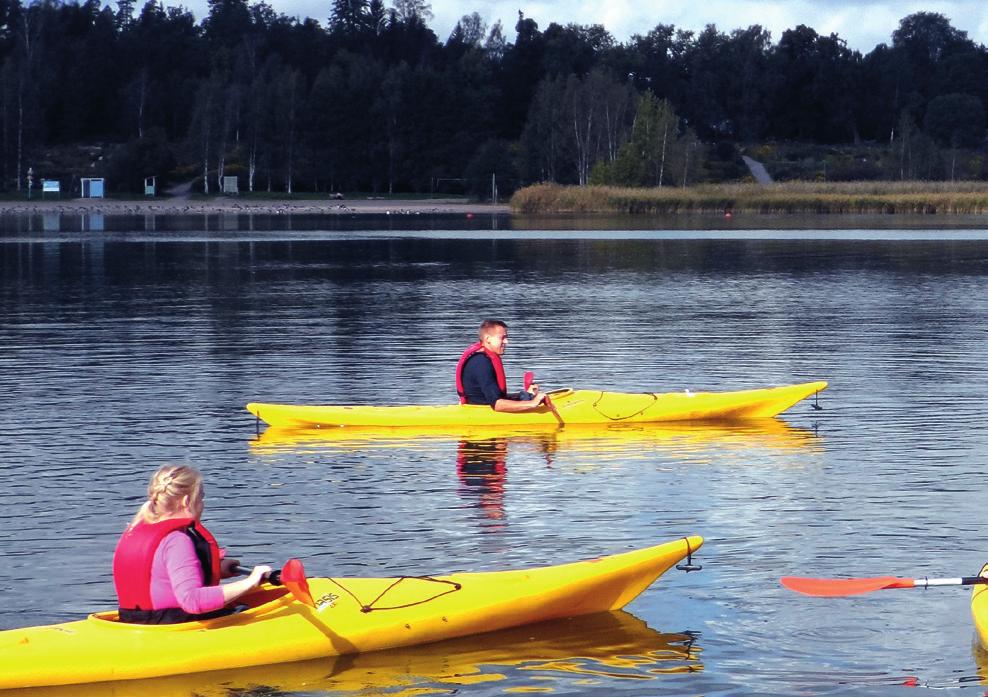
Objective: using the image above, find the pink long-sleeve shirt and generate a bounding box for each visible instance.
[149,531,226,614]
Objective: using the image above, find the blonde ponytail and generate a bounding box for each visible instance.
[129,465,203,528]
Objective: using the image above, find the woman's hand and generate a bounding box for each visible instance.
[246,564,273,588]
[220,564,273,605]
[220,557,241,579]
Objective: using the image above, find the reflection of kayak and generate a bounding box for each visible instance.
[971,563,988,650]
[972,583,988,685]
[4,611,700,696]
[247,381,828,428]
[0,537,702,688]
[250,418,822,455]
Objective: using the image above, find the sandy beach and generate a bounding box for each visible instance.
[0,196,511,216]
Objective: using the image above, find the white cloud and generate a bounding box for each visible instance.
[428,0,987,51]
[170,0,988,52]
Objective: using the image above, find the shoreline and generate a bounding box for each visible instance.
[5,192,988,232]
[0,197,511,216]
[511,182,988,216]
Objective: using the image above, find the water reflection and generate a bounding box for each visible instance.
[250,420,823,461]
[971,639,988,688]
[9,210,988,235]
[4,611,701,697]
[82,213,104,232]
[250,421,822,539]
[8,228,988,695]
[0,212,512,236]
[457,436,510,528]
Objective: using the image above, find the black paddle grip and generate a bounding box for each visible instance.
[232,564,282,586]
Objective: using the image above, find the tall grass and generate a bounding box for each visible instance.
[511,182,988,215]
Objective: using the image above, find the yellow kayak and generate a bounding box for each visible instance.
[972,563,988,649]
[247,381,827,428]
[1,611,700,696]
[0,536,702,689]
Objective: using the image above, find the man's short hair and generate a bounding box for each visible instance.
[479,319,507,340]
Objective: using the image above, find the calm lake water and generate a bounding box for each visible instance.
[2,213,988,695]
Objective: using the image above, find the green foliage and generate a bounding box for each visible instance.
[591,93,698,187]
[105,130,176,193]
[924,93,985,147]
[463,139,519,199]
[3,3,988,193]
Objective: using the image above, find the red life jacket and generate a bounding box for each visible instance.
[113,518,221,612]
[455,342,507,404]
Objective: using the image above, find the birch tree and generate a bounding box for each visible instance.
[562,69,635,185]
[268,66,301,193]
[521,76,566,182]
[189,76,224,193]
[12,8,44,192]
[567,74,594,186]
[590,92,693,187]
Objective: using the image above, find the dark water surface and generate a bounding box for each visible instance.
[2,216,988,695]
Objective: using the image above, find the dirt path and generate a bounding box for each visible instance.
[163,181,194,201]
[741,156,774,184]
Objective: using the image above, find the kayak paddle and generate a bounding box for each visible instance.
[279,558,315,607]
[525,371,563,424]
[781,574,988,597]
[234,559,316,607]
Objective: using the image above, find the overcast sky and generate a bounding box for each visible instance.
[178,0,988,53]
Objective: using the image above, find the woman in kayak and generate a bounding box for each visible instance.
[112,465,271,624]
[455,320,547,412]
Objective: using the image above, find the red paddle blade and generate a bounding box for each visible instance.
[524,371,534,390]
[281,558,316,607]
[781,575,915,597]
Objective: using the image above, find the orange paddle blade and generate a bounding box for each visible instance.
[781,576,916,596]
[281,558,316,607]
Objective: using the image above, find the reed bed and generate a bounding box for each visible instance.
[511,182,988,215]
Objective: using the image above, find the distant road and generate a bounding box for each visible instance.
[741,156,774,184]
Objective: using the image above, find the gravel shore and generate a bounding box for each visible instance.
[0,197,510,216]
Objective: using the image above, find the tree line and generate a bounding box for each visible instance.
[1,0,985,196]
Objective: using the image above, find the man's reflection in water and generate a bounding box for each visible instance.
[456,432,563,529]
[456,437,509,528]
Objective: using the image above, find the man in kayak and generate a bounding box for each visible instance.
[113,465,272,624]
[455,320,547,412]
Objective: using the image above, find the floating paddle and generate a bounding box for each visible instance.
[781,574,988,597]
[525,371,563,424]
[234,559,316,607]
